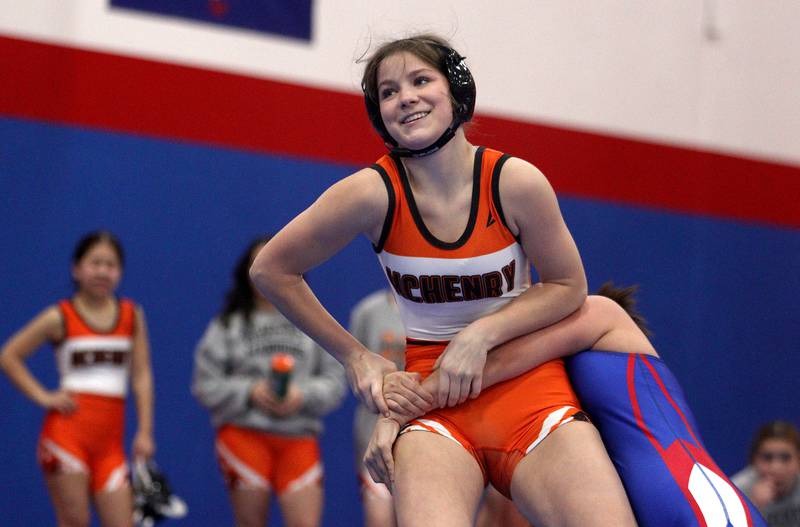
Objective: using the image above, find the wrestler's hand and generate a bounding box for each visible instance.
[434,327,489,407]
[132,430,155,460]
[39,390,76,414]
[363,417,401,490]
[346,351,397,417]
[383,371,434,418]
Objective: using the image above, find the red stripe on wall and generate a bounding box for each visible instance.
[2,35,799,228]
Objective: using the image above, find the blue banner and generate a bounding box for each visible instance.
[110,0,313,41]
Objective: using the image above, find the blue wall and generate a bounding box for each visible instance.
[1,116,798,526]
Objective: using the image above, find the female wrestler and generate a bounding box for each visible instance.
[0,231,155,527]
[367,283,767,526]
[250,34,635,526]
[192,237,346,527]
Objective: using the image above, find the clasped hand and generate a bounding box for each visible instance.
[363,371,433,490]
[433,328,489,407]
[345,350,398,416]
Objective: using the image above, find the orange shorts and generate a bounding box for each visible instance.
[401,344,585,498]
[215,424,322,496]
[37,392,128,494]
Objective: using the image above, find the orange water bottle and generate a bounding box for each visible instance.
[270,353,295,399]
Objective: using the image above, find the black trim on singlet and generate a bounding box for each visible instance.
[371,164,396,254]
[66,297,123,334]
[406,337,450,346]
[489,153,522,243]
[390,147,485,250]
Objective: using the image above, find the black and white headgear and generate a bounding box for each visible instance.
[363,39,476,158]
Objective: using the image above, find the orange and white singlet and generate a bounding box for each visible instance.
[373,147,530,342]
[371,147,584,497]
[38,298,136,493]
[55,298,136,397]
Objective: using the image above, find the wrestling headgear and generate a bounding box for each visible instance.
[363,41,476,158]
[132,459,188,526]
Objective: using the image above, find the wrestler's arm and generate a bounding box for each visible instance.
[250,168,398,416]
[386,294,653,417]
[0,306,74,412]
[130,305,155,459]
[383,298,599,415]
[434,159,587,407]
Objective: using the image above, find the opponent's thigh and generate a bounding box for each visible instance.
[45,472,92,527]
[229,487,271,527]
[94,485,133,527]
[393,431,485,527]
[510,421,635,527]
[278,481,323,527]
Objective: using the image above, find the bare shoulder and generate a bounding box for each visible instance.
[498,157,551,196]
[39,305,65,340]
[320,167,389,241]
[132,302,146,318]
[18,305,64,343]
[332,167,388,205]
[496,157,558,234]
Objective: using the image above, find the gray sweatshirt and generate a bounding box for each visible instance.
[192,309,346,436]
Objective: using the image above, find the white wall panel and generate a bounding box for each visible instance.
[1,0,798,163]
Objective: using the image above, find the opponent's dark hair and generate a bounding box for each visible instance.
[595,281,652,337]
[748,421,800,463]
[361,34,476,157]
[219,236,271,328]
[72,230,125,268]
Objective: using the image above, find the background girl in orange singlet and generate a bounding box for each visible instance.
[0,230,155,527]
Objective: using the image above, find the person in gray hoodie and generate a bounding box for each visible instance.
[192,236,346,527]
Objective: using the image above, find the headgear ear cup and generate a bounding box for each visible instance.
[440,46,476,123]
[363,41,476,150]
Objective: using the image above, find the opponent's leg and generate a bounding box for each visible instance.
[230,487,271,527]
[393,431,485,527]
[278,480,323,527]
[510,421,635,527]
[45,472,91,527]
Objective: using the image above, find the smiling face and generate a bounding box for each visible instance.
[71,241,123,299]
[376,51,453,150]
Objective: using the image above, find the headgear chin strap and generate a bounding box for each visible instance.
[389,122,458,158]
[363,42,476,158]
